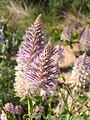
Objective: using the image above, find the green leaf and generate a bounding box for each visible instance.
[71,116,83,120]
[65,84,72,96]
[6,112,15,120]
[17,116,22,120]
[64,114,71,120]
[34,96,42,105]
[83,113,89,120]
[61,108,72,116]
[47,114,56,120]
[73,96,88,104]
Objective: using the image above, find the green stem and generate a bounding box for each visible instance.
[28,98,30,117]
[28,96,33,120]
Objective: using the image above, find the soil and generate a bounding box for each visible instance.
[59,42,79,83]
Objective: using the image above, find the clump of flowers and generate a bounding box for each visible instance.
[0,103,14,120]
[0,102,22,120]
[0,35,4,41]
[15,105,22,115]
[70,53,90,90]
[78,27,90,51]
[33,106,43,120]
[14,14,64,99]
[4,102,15,114]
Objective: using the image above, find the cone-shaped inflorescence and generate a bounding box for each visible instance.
[16,14,46,64]
[14,15,64,99]
[70,53,90,89]
[14,14,46,99]
[61,25,73,41]
[78,27,90,51]
[25,40,59,96]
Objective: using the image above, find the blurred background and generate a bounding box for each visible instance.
[0,0,90,41]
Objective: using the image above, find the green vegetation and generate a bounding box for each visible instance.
[0,0,90,120]
[0,0,90,41]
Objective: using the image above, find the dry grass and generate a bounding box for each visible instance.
[7,0,28,18]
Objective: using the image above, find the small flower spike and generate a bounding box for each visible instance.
[61,25,73,41]
[15,105,22,115]
[78,27,90,51]
[70,53,90,89]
